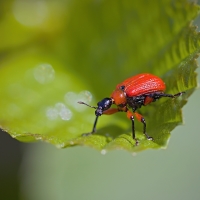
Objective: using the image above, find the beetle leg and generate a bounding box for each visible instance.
[162,91,185,98]
[134,112,153,141]
[91,115,98,133]
[127,110,139,145]
[82,108,119,137]
[144,96,154,105]
[148,91,185,100]
[82,115,99,137]
[102,108,119,115]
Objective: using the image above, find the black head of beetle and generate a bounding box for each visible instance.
[95,98,113,116]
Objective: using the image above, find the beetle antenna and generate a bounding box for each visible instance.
[77,101,97,109]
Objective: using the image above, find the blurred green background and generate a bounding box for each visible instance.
[0,0,200,199]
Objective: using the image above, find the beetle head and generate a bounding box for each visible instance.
[78,97,113,116]
[95,98,112,116]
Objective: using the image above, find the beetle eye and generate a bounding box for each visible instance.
[119,85,125,90]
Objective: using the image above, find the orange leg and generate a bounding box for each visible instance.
[103,108,119,115]
[144,96,154,105]
[127,110,153,144]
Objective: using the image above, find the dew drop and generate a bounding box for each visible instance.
[55,103,72,121]
[34,63,55,84]
[132,152,137,157]
[35,136,43,141]
[46,103,72,121]
[55,102,66,111]
[59,107,72,121]
[64,92,77,107]
[64,90,93,112]
[101,149,107,155]
[46,107,58,120]
[12,0,48,27]
[56,143,65,148]
[78,90,92,103]
[12,134,17,138]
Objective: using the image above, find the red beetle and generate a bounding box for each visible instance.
[78,73,184,145]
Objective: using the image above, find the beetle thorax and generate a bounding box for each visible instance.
[111,89,127,106]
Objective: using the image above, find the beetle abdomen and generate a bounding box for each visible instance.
[116,73,166,97]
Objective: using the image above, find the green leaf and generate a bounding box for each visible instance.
[0,0,199,152]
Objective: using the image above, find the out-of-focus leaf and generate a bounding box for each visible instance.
[0,0,199,152]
